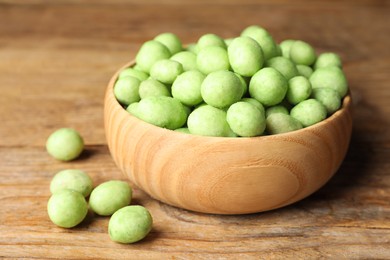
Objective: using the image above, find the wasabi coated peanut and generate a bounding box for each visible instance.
[50,169,93,198]
[135,40,171,73]
[265,105,289,118]
[154,32,183,55]
[139,78,171,99]
[108,206,153,244]
[118,68,149,81]
[187,105,236,137]
[314,52,342,70]
[241,25,278,60]
[249,67,288,106]
[114,76,141,105]
[286,76,312,105]
[150,59,183,84]
[46,128,84,161]
[136,96,187,130]
[296,65,313,78]
[289,40,317,66]
[312,87,341,115]
[171,70,205,106]
[186,43,198,54]
[201,70,243,108]
[290,99,327,127]
[265,56,299,80]
[224,38,234,46]
[279,39,295,58]
[266,113,303,135]
[227,102,266,137]
[89,180,132,216]
[228,36,264,77]
[196,46,230,74]
[197,33,227,50]
[234,73,249,97]
[126,102,139,116]
[241,98,265,115]
[170,51,197,71]
[47,189,88,228]
[309,66,348,97]
[174,127,190,134]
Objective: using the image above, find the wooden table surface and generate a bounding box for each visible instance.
[1,0,389,259]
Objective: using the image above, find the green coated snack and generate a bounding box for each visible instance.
[296,65,313,78]
[228,36,264,77]
[241,25,278,60]
[89,180,132,216]
[266,113,303,134]
[290,99,327,127]
[286,76,312,105]
[249,67,288,106]
[118,68,149,81]
[114,76,141,106]
[309,66,348,97]
[241,97,265,114]
[224,38,234,46]
[174,127,190,134]
[126,102,139,116]
[187,105,236,137]
[227,102,266,137]
[197,33,227,50]
[136,96,187,130]
[265,105,289,118]
[46,128,84,161]
[47,189,88,228]
[196,46,230,74]
[170,51,197,71]
[314,52,342,69]
[135,40,171,73]
[171,70,205,106]
[279,39,295,58]
[265,56,299,81]
[139,78,171,99]
[108,205,153,244]
[312,87,341,115]
[235,73,248,97]
[289,40,316,66]
[186,43,198,54]
[154,32,183,55]
[50,169,93,198]
[201,70,243,108]
[150,59,183,84]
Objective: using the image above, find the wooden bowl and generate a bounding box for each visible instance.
[104,61,353,215]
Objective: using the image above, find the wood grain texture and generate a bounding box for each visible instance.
[0,0,389,259]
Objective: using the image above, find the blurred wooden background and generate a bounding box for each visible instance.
[0,0,389,259]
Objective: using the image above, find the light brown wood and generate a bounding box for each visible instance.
[1,0,390,259]
[104,62,353,214]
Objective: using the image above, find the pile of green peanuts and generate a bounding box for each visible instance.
[115,25,348,137]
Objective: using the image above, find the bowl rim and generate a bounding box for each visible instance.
[106,60,352,141]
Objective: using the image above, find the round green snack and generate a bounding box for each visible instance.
[196,46,230,74]
[126,102,139,116]
[286,76,312,105]
[249,67,288,106]
[136,96,187,130]
[135,40,171,73]
[154,32,182,55]
[241,97,265,115]
[201,70,243,108]
[118,68,149,81]
[266,113,303,134]
[139,78,171,99]
[171,70,205,106]
[174,127,190,134]
[241,25,278,60]
[309,66,348,97]
[228,36,264,77]
[314,52,342,69]
[290,99,327,127]
[150,59,183,84]
[89,180,132,216]
[46,128,84,161]
[170,51,197,71]
[197,33,227,50]
[227,102,266,137]
[114,76,141,106]
[47,189,88,228]
[289,40,316,66]
[50,169,93,198]
[265,105,289,118]
[279,39,295,58]
[186,43,198,54]
[296,65,313,78]
[312,87,341,115]
[108,205,153,244]
[265,56,299,80]
[187,105,236,137]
